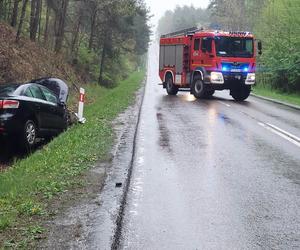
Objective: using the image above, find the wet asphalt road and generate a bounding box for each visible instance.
[118,44,300,249]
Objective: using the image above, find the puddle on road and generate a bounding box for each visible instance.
[218,113,234,125]
[179,94,197,102]
[156,112,171,151]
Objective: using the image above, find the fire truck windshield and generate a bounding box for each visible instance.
[215,37,254,58]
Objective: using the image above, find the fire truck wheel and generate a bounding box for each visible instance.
[192,77,206,99]
[231,86,251,101]
[166,76,178,95]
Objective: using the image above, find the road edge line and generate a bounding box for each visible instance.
[258,122,300,148]
[266,123,300,143]
[250,93,300,111]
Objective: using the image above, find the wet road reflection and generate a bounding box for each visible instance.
[119,44,300,249]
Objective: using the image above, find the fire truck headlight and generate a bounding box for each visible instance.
[245,73,256,85]
[211,72,224,84]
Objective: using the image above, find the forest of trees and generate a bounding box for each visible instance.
[0,0,151,86]
[157,5,210,38]
[157,0,300,92]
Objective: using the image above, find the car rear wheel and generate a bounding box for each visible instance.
[23,120,37,150]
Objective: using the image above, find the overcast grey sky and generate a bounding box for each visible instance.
[145,0,210,27]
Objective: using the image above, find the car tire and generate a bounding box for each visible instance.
[231,86,251,101]
[166,76,178,95]
[22,120,37,151]
[192,77,206,99]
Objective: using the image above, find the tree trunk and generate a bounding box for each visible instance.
[74,33,82,62]
[16,0,29,42]
[10,0,19,27]
[30,0,41,41]
[2,0,8,21]
[30,0,37,40]
[98,34,108,86]
[71,15,81,59]
[44,2,50,45]
[0,1,4,20]
[88,9,97,50]
[54,0,69,53]
[6,0,12,21]
[38,0,43,42]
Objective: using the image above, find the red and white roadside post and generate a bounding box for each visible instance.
[77,88,86,124]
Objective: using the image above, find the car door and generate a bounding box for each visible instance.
[27,85,49,130]
[39,86,65,130]
[22,86,42,125]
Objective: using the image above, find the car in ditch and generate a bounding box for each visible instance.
[0,80,69,150]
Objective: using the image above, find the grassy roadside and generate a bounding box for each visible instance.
[0,70,144,248]
[252,85,300,107]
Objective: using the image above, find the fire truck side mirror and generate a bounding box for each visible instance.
[258,41,262,55]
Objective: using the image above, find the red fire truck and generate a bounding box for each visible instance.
[159,27,262,101]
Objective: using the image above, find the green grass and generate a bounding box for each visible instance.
[253,85,300,107]
[0,71,144,246]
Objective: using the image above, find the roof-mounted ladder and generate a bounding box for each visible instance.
[160,27,203,38]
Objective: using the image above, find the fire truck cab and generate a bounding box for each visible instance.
[159,27,261,101]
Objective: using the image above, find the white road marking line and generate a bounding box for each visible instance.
[258,122,300,148]
[266,123,300,143]
[218,101,231,107]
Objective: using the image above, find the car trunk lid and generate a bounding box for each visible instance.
[31,78,69,104]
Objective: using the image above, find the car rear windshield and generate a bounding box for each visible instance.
[0,84,19,96]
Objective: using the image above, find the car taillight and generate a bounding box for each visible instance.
[0,100,20,109]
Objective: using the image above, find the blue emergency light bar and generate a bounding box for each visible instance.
[222,66,249,72]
